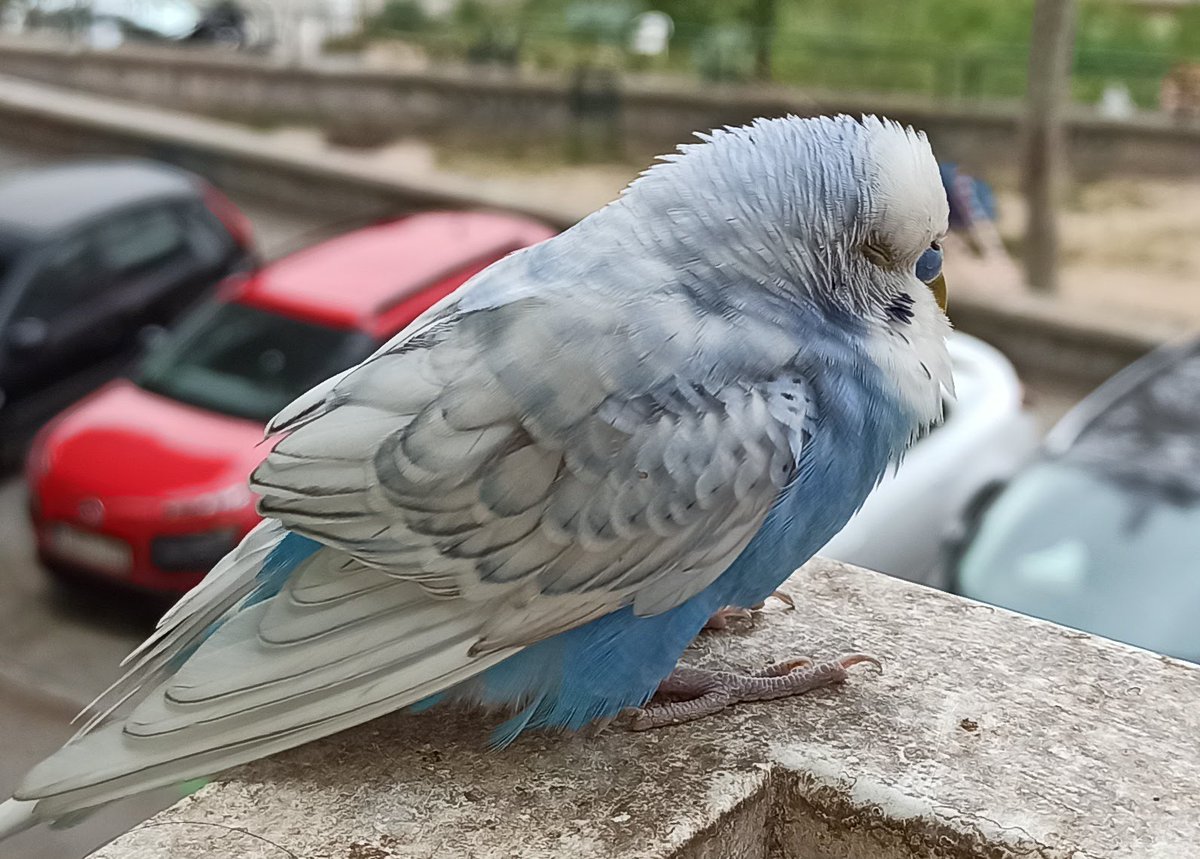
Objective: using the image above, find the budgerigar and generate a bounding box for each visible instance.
[0,113,951,838]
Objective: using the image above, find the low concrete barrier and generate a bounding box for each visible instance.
[951,286,1181,387]
[0,70,580,227]
[88,558,1200,858]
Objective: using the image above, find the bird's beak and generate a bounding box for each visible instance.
[929,273,948,314]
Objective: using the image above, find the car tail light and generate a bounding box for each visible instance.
[214,273,251,301]
[202,184,254,249]
[163,484,252,519]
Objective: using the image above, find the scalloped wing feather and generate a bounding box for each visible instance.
[250,298,810,653]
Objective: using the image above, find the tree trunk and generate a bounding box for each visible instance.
[751,0,777,81]
[1022,0,1077,293]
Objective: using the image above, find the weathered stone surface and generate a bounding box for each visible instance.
[89,558,1200,858]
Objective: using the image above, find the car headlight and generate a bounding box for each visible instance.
[163,484,252,519]
[150,529,239,572]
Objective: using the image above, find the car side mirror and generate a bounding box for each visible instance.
[6,317,48,354]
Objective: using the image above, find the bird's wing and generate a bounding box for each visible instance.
[17,290,811,818]
[251,295,811,653]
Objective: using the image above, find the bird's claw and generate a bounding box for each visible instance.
[702,606,754,630]
[704,591,796,631]
[769,589,796,609]
[831,652,883,674]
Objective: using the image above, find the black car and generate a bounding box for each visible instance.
[943,337,1200,664]
[0,159,255,458]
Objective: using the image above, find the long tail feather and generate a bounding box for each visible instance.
[12,541,515,825]
[0,799,37,840]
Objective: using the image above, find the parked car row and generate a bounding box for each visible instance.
[0,160,254,462]
[4,156,1197,668]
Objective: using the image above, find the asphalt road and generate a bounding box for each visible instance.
[0,141,1096,858]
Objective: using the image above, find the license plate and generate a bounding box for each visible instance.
[48,524,132,576]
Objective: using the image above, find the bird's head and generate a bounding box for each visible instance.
[625,113,949,320]
[619,112,954,426]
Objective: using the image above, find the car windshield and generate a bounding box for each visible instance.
[136,301,373,423]
[954,460,1200,663]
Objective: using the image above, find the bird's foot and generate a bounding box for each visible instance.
[702,590,795,631]
[702,606,752,630]
[621,653,881,731]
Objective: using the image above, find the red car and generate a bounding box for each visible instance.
[26,211,555,595]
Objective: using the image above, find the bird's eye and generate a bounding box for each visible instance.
[915,242,943,284]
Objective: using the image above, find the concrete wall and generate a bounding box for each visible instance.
[88,559,1200,859]
[0,70,581,227]
[4,40,1200,178]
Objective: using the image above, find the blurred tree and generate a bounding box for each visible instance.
[563,0,642,48]
[456,0,524,66]
[749,0,777,80]
[1175,4,1200,58]
[353,0,1200,107]
[370,0,431,34]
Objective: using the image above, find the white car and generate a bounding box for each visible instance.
[819,331,1037,588]
[20,0,263,49]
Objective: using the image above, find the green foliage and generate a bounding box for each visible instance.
[368,0,431,34]
[455,0,524,64]
[562,0,642,47]
[352,0,1200,106]
[692,24,754,82]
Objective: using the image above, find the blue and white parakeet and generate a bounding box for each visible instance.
[0,113,951,836]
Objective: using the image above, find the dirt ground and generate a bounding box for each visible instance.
[994,179,1200,328]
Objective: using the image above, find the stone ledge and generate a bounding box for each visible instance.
[8,37,1200,181]
[90,559,1200,859]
